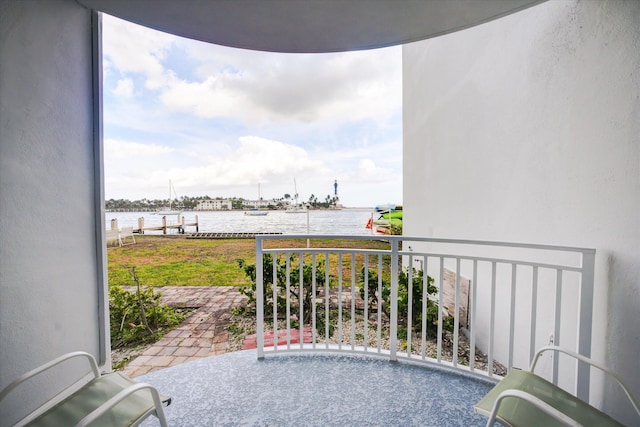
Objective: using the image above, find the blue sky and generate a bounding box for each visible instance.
[102,15,402,208]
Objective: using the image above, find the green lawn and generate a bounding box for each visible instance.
[108,236,256,287]
[107,235,392,288]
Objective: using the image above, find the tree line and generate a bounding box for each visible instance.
[105,194,340,211]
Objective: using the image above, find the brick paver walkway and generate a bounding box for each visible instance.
[122,286,247,378]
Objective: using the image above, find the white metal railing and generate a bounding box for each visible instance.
[255,235,595,399]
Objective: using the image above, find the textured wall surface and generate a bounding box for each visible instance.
[403,0,639,423]
[0,0,103,423]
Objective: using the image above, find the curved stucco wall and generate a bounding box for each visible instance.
[0,0,106,423]
[403,0,639,423]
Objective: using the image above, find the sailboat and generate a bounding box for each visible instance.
[154,180,183,215]
[245,183,268,216]
[285,178,308,213]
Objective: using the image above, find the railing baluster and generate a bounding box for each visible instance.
[389,239,399,361]
[338,252,343,349]
[256,238,264,358]
[488,261,496,377]
[286,252,291,349]
[273,253,278,351]
[377,254,382,354]
[470,259,477,371]
[407,255,413,358]
[364,255,369,352]
[312,253,317,348]
[508,264,517,370]
[299,252,304,350]
[553,269,563,385]
[421,256,428,360]
[577,251,595,401]
[325,251,330,348]
[351,252,356,351]
[437,257,444,363]
[530,266,538,364]
[453,257,460,367]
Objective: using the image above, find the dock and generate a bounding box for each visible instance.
[187,232,282,239]
[109,216,199,235]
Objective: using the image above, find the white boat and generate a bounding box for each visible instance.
[244,209,268,216]
[245,183,268,216]
[285,178,308,213]
[153,180,183,215]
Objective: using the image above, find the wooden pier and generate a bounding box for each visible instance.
[187,232,282,239]
[110,216,199,235]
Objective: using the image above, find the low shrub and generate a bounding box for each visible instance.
[109,267,187,348]
[236,254,334,336]
[359,266,454,338]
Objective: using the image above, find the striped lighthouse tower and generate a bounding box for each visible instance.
[333,179,341,208]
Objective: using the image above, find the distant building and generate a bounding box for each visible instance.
[196,199,232,211]
[246,199,273,208]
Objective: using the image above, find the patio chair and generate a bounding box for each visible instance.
[474,346,640,427]
[0,351,170,426]
[106,228,122,247]
[120,226,137,246]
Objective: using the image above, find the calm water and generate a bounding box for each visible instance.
[106,209,375,235]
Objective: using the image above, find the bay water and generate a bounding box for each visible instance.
[106,208,375,236]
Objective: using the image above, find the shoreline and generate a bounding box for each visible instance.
[105,206,375,213]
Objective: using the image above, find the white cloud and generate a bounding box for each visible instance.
[103,16,401,126]
[113,78,134,97]
[104,139,177,199]
[357,158,387,177]
[104,136,334,200]
[158,72,248,118]
[159,47,401,125]
[105,138,174,158]
[102,14,174,83]
[160,136,331,189]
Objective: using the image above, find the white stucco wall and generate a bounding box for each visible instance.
[403,0,639,423]
[0,0,107,423]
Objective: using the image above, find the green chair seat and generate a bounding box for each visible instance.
[25,373,169,427]
[474,369,623,427]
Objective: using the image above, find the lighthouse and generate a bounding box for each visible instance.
[334,179,338,196]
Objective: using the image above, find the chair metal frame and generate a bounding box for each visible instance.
[0,351,168,427]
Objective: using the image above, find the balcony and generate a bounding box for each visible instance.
[137,235,595,425]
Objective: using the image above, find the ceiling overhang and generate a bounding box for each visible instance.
[78,0,546,53]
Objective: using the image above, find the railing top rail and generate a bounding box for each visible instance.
[259,247,583,272]
[264,247,387,255]
[399,251,585,273]
[255,234,596,255]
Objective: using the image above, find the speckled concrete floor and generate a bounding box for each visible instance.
[139,350,496,426]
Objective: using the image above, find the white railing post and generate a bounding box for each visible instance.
[389,238,399,361]
[256,237,264,359]
[577,249,596,401]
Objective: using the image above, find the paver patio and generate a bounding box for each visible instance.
[122,286,247,377]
